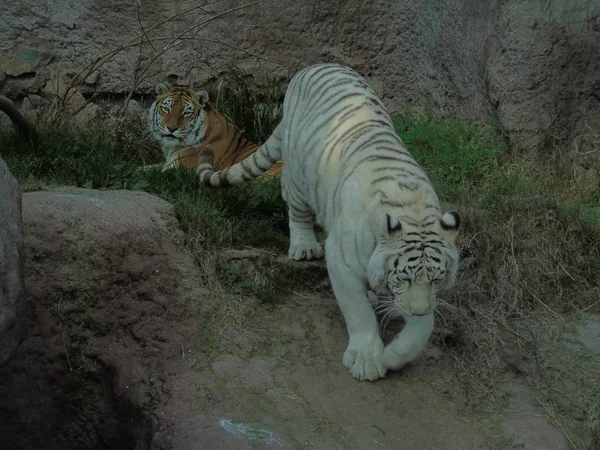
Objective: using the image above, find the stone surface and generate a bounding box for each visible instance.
[41,67,81,98]
[2,74,47,99]
[5,56,35,78]
[0,157,25,366]
[502,383,569,450]
[84,70,99,85]
[4,48,53,77]
[22,94,45,110]
[578,314,600,354]
[64,89,87,112]
[0,187,190,449]
[75,102,103,124]
[0,0,598,148]
[122,99,145,119]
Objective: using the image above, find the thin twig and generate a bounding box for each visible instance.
[136,1,156,52]
[581,297,600,312]
[524,285,566,322]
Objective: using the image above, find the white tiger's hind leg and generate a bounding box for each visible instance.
[282,180,323,261]
[383,313,434,370]
[326,238,386,381]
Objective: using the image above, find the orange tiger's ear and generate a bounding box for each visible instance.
[195,90,209,105]
[155,82,171,95]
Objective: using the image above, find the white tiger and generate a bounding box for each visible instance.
[196,63,461,381]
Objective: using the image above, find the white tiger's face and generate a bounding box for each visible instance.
[368,211,460,317]
[148,83,209,148]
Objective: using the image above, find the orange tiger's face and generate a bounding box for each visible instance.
[150,83,209,143]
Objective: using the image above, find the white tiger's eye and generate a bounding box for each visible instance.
[183,110,193,117]
[161,104,170,113]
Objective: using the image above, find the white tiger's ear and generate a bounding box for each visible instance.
[155,82,171,95]
[439,211,461,240]
[195,90,209,105]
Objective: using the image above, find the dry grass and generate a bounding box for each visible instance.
[431,148,600,449]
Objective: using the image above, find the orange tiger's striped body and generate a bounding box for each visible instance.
[148,84,282,175]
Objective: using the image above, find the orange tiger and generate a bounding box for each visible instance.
[148,83,282,175]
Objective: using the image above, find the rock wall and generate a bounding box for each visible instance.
[1,0,599,148]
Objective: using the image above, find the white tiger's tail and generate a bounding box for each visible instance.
[197,123,283,187]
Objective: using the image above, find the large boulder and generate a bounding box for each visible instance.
[0,157,25,366]
[0,187,196,450]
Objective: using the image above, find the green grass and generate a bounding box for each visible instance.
[2,66,600,448]
[1,114,157,190]
[393,110,508,200]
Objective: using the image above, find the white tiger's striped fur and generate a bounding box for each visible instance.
[197,63,461,381]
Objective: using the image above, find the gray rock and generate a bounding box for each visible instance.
[0,157,25,366]
[64,89,87,113]
[501,383,569,450]
[122,99,144,118]
[74,102,103,124]
[84,70,99,85]
[4,48,53,77]
[3,74,47,99]
[22,94,45,110]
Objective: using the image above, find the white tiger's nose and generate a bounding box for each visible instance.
[167,125,178,133]
[409,305,430,316]
[408,283,432,315]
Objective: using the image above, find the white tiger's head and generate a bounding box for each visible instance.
[367,211,461,317]
[148,83,209,148]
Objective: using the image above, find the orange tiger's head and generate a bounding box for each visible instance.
[149,83,210,146]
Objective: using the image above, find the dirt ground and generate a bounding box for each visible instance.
[0,188,584,449]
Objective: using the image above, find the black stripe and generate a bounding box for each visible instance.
[373,176,396,184]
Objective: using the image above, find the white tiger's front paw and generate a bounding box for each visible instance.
[343,334,387,381]
[288,241,324,261]
[383,313,434,370]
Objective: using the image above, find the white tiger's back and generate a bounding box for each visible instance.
[279,63,436,228]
